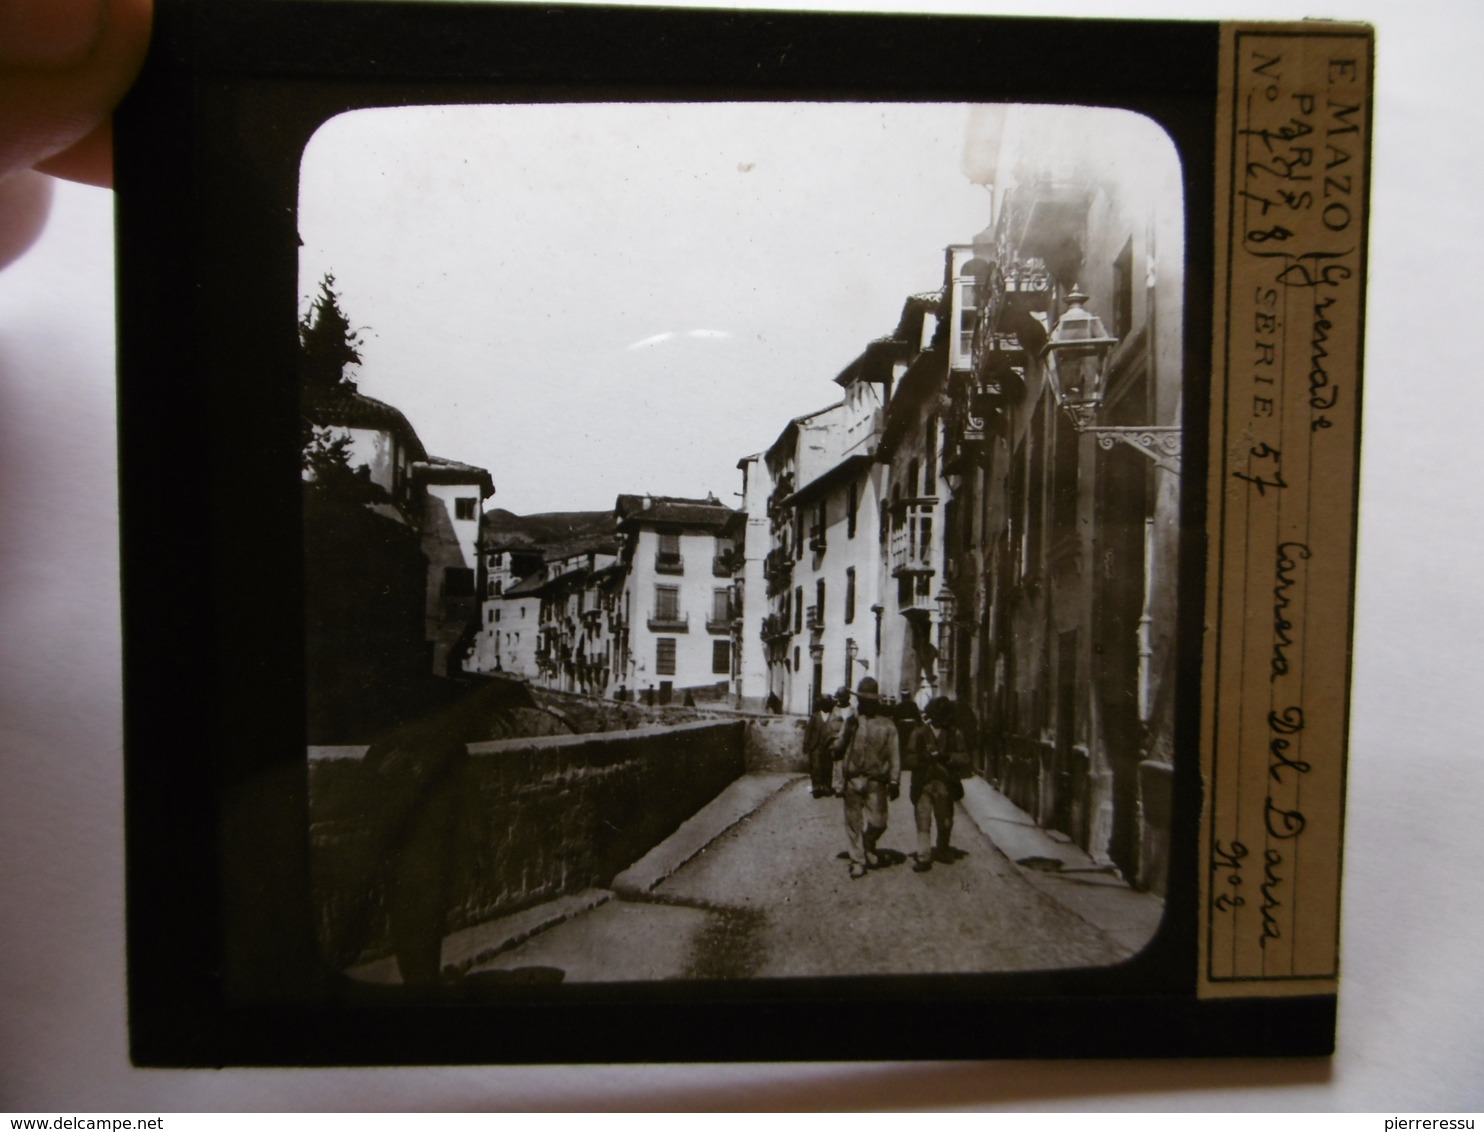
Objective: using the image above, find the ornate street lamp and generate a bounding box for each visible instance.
[934,590,957,626]
[1042,286,1181,473]
[1042,287,1117,430]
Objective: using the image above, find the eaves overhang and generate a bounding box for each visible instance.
[780,453,876,508]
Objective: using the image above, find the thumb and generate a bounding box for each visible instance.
[0,0,153,186]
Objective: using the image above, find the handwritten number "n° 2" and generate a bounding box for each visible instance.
[1211,840,1248,912]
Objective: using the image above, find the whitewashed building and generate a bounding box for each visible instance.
[613,494,741,705]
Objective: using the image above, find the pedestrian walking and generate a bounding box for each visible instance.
[907,696,969,872]
[827,684,855,795]
[839,676,900,879]
[803,694,835,797]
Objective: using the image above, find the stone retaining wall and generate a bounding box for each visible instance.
[309,719,745,969]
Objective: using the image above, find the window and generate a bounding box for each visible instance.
[793,645,800,673]
[908,458,920,499]
[455,497,477,521]
[793,586,803,633]
[656,530,683,574]
[847,482,858,538]
[657,638,676,676]
[442,566,473,597]
[656,585,680,620]
[816,579,826,623]
[952,270,980,369]
[495,608,501,623]
[924,413,937,491]
[712,588,732,622]
[712,640,731,674]
[487,609,495,624]
[845,568,856,624]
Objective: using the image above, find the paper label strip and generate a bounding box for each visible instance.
[1200,22,1372,998]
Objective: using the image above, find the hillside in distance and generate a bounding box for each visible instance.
[481,508,617,559]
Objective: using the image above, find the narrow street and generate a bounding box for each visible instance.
[462,775,1159,983]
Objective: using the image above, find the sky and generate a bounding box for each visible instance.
[295,101,1161,515]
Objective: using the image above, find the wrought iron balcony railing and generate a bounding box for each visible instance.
[647,610,689,632]
[761,613,792,642]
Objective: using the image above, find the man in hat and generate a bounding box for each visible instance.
[803,693,836,797]
[839,676,901,879]
[907,696,969,872]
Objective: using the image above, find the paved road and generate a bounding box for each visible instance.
[469,776,1134,982]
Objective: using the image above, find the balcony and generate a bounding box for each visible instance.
[805,604,823,630]
[654,551,684,575]
[764,546,794,597]
[808,525,827,553]
[647,610,689,632]
[891,522,937,578]
[712,549,744,577]
[706,614,733,635]
[897,571,936,616]
[766,473,795,519]
[761,613,792,642]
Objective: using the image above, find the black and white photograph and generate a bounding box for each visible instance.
[14,0,1484,1108]
[297,101,1185,988]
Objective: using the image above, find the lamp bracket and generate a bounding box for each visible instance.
[1085,426,1182,474]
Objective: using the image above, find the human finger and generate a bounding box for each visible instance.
[0,0,152,186]
[0,167,54,269]
[34,116,113,186]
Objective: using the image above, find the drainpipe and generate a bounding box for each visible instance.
[1137,516,1154,722]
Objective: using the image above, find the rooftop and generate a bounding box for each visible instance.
[614,493,739,532]
[412,455,495,496]
[303,387,429,463]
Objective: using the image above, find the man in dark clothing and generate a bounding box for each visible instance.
[803,694,835,797]
[839,676,901,879]
[907,696,970,872]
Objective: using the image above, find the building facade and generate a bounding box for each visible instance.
[302,385,494,699]
[412,457,496,676]
[613,494,741,705]
[533,543,620,695]
[940,106,1184,892]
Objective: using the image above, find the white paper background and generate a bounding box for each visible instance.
[2,0,1480,1112]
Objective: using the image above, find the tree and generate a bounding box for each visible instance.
[299,273,364,392]
[302,425,387,507]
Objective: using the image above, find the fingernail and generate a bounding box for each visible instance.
[0,0,107,69]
